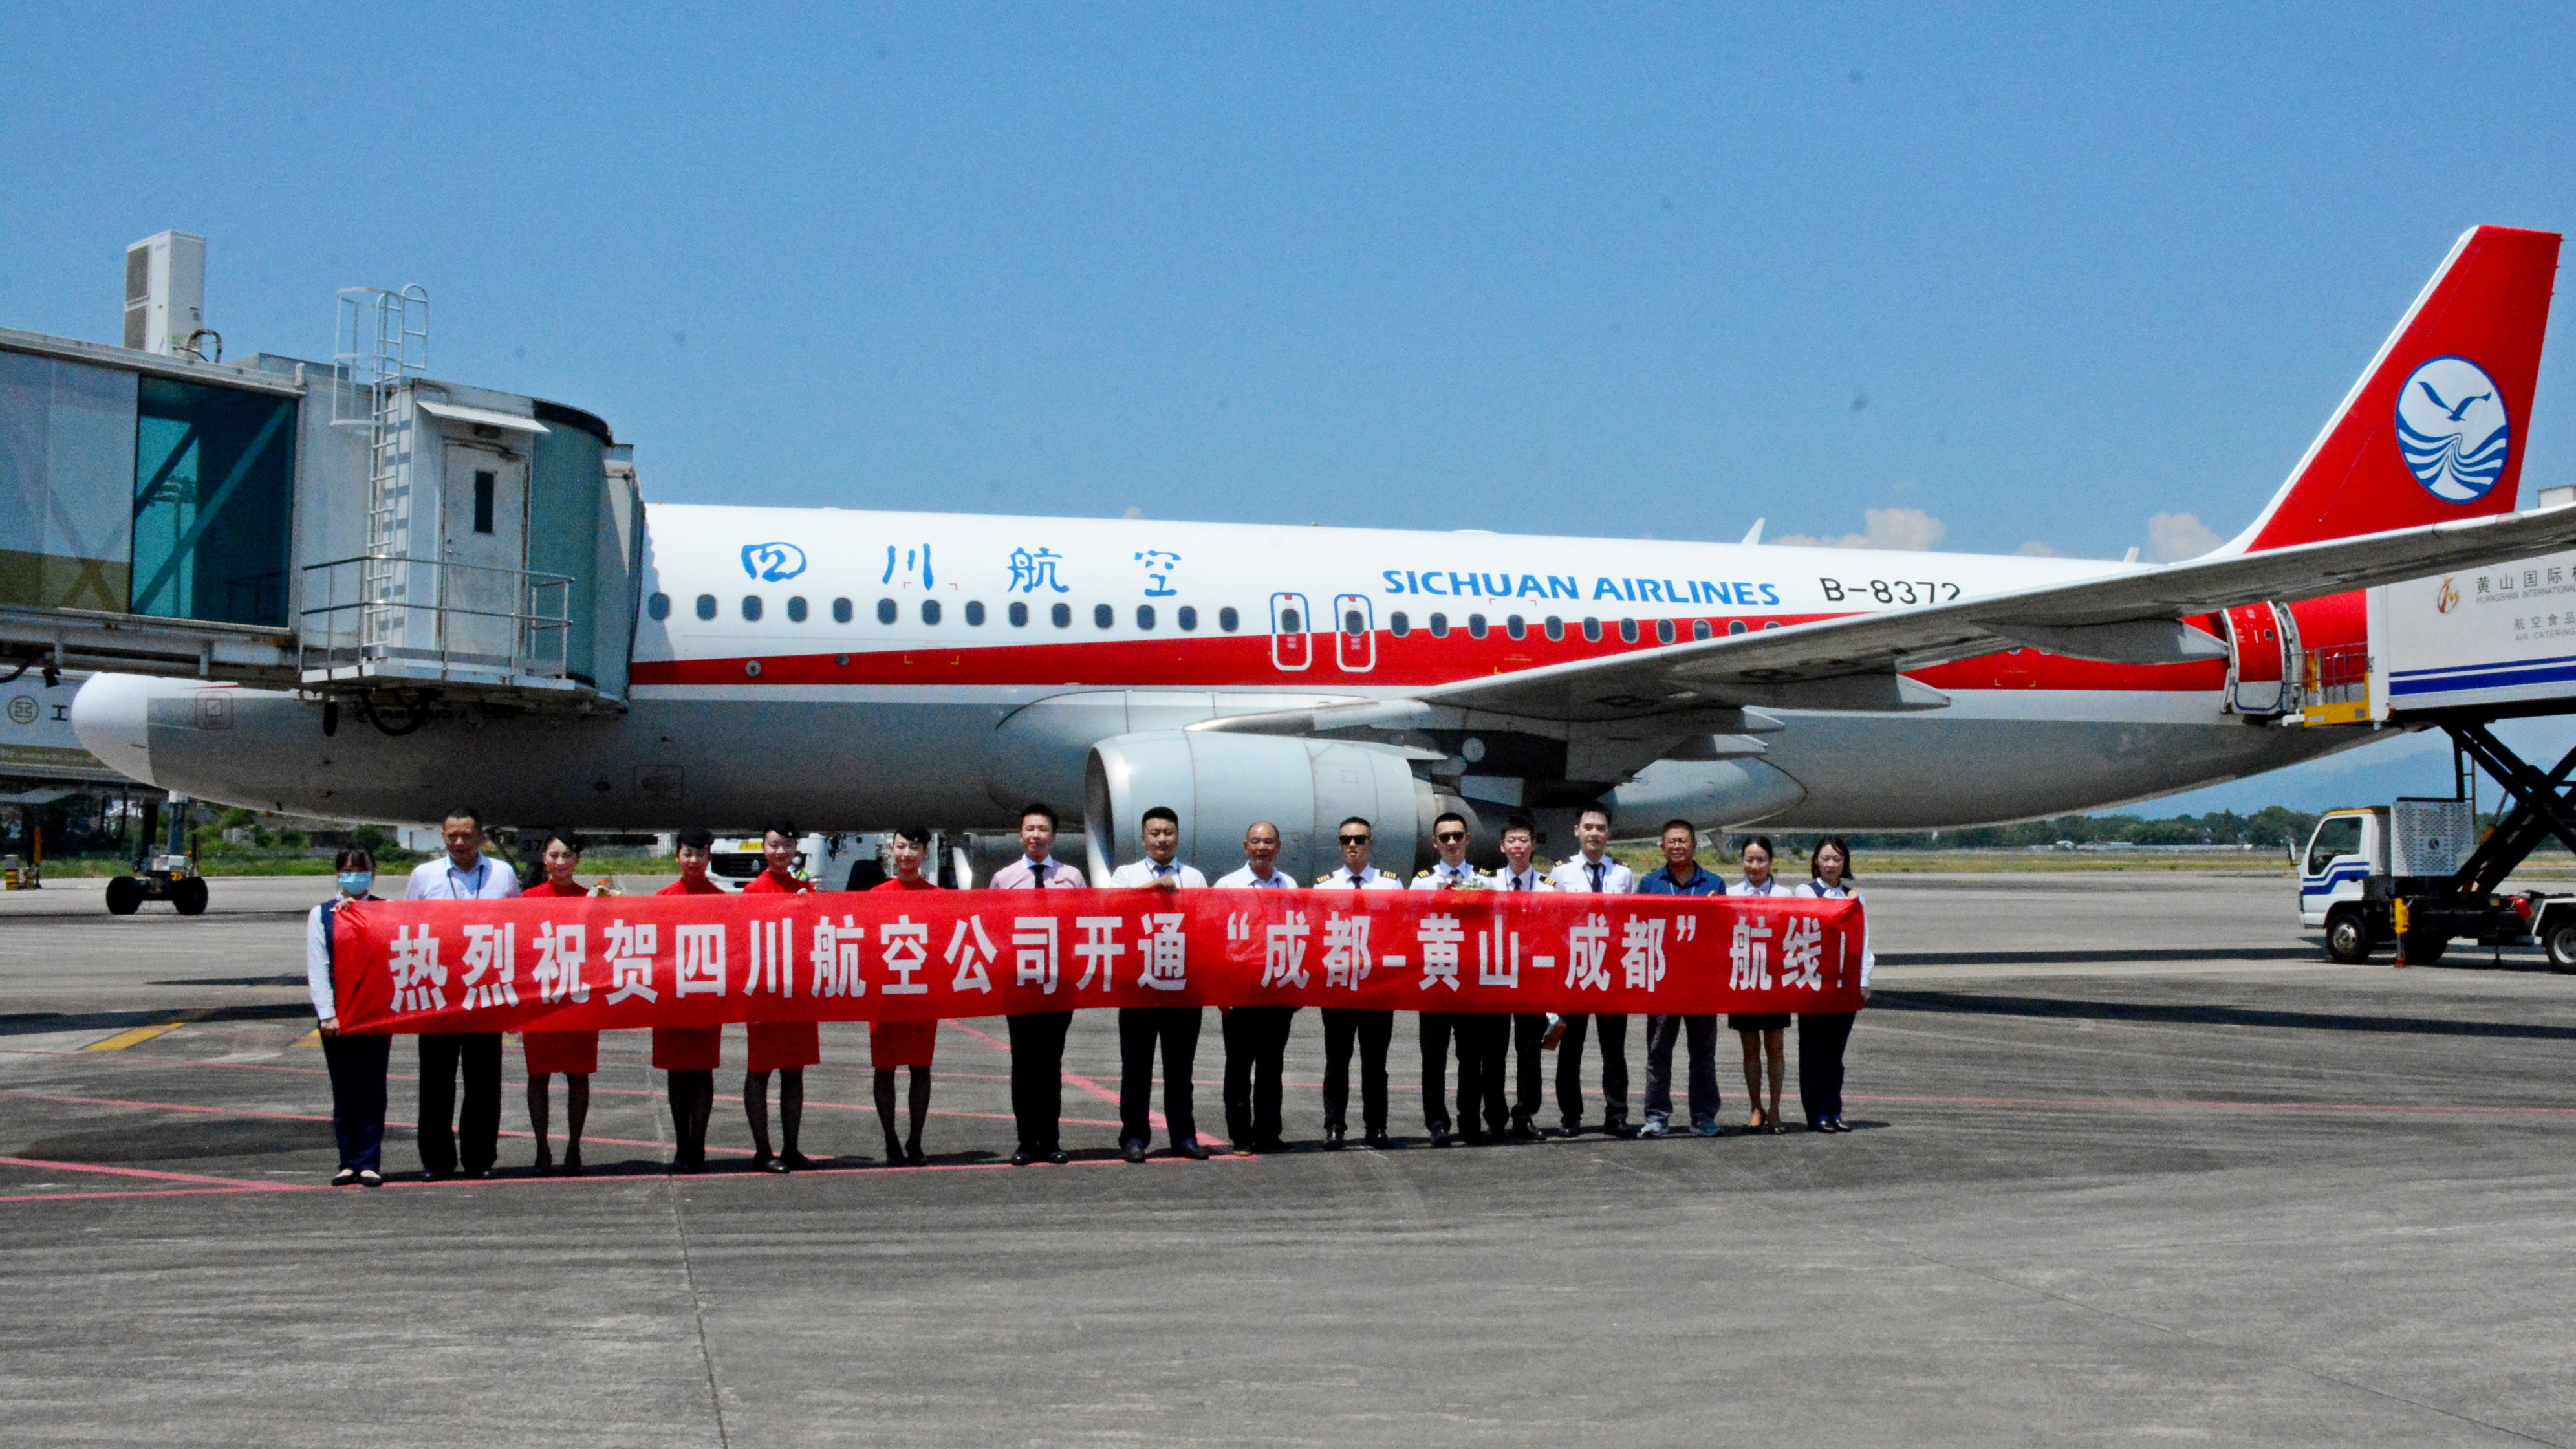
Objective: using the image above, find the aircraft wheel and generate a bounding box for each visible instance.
[2544,923,2576,974]
[2397,930,2448,966]
[171,877,210,916]
[104,877,143,915]
[2324,908,2373,964]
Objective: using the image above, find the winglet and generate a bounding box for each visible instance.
[2223,226,2560,554]
[1740,518,1766,546]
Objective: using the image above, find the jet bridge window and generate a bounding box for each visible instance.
[129,376,296,627]
[695,594,717,620]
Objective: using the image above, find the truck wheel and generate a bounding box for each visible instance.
[2398,931,2448,966]
[104,877,142,915]
[2546,924,2576,974]
[2325,908,2373,964]
[172,877,209,916]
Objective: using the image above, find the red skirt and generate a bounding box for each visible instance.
[871,1019,937,1070]
[651,1025,722,1072]
[746,1021,820,1072]
[522,1030,598,1076]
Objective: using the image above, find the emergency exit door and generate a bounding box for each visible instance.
[1269,593,1312,671]
[440,442,529,667]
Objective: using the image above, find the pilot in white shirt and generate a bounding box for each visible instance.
[1545,806,1636,1137]
[1317,816,1401,1149]
[1108,807,1211,1162]
[1215,820,1298,1152]
[1412,812,1496,1145]
[1488,815,1557,1138]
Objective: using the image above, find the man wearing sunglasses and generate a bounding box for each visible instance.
[1412,812,1494,1146]
[1316,816,1404,1149]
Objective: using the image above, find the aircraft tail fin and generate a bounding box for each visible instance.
[2223,225,2559,555]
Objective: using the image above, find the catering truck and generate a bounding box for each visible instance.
[2297,511,2576,967]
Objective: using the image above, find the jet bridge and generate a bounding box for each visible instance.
[0,246,641,725]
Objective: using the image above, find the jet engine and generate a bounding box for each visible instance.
[1083,730,1435,886]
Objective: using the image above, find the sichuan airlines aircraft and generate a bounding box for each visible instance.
[72,226,2576,882]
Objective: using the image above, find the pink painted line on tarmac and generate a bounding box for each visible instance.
[0,1089,753,1158]
[0,1154,297,1190]
[944,1018,1225,1146]
[1848,1092,2576,1117]
[0,1186,297,1204]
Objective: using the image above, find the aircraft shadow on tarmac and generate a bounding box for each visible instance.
[0,1003,311,1037]
[1878,946,2324,965]
[1871,989,2576,1040]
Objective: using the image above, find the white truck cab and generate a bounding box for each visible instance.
[2299,807,2387,932]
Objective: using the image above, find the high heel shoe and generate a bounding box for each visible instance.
[1746,1107,1768,1133]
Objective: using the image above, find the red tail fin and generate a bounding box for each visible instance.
[2225,226,2559,554]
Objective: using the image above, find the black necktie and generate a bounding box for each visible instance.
[1588,861,1603,893]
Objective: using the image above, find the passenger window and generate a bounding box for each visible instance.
[1692,619,1711,640]
[1094,604,1114,629]
[742,595,764,622]
[1010,601,1030,627]
[922,600,942,626]
[2306,816,2365,875]
[1544,616,1564,641]
[1177,605,1198,631]
[1656,618,1675,644]
[786,596,808,623]
[832,598,852,624]
[1429,613,1449,639]
[1506,615,1526,640]
[966,600,987,626]
[1727,619,1747,635]
[1137,605,1156,630]
[695,594,717,621]
[647,593,671,621]
[1583,617,1602,642]
[1467,613,1488,638]
[1053,602,1073,628]
[1219,606,1239,632]
[876,598,896,625]
[1761,620,1780,630]
[1619,618,1638,643]
[1390,611,1411,637]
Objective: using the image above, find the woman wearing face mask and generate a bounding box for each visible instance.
[308,848,388,1186]
[1797,838,1870,1133]
[1728,836,1792,1135]
[520,829,605,1174]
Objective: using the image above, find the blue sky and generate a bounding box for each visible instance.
[5,5,2572,814]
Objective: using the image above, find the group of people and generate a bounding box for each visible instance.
[306,802,1870,1186]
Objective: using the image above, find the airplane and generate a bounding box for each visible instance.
[68,225,2576,884]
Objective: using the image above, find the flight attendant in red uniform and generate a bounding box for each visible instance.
[868,826,940,1165]
[521,829,608,1174]
[741,822,819,1171]
[655,827,726,1172]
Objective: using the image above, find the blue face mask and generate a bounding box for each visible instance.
[338,871,373,897]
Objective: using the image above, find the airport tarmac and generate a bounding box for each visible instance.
[3,871,2574,1446]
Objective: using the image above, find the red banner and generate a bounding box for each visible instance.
[330,889,1865,1035]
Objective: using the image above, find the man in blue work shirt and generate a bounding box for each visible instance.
[1636,818,1726,1138]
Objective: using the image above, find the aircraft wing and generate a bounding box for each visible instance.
[1407,501,2576,723]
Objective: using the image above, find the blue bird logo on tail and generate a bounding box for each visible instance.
[2395,356,2509,503]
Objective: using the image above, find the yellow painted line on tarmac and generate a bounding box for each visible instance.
[290,1028,322,1048]
[83,1021,190,1052]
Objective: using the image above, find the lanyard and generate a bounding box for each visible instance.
[446,860,486,898]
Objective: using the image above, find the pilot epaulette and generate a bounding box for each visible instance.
[1416,869,1432,878]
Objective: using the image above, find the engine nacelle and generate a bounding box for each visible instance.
[1084,731,1434,886]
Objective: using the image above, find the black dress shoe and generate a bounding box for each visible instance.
[1010,1146,1035,1166]
[1552,1122,1584,1138]
[782,1152,817,1171]
[1175,1139,1211,1160]
[1606,1122,1640,1140]
[1044,1148,1070,1166]
[1429,1126,1453,1148]
[1324,1128,1345,1151]
[1364,1129,1392,1149]
[1122,1140,1150,1164]
[905,1146,927,1165]
[1252,1137,1295,1154]
[750,1151,777,1173]
[1461,1130,1489,1146]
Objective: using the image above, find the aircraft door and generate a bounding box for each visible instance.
[2223,602,2293,715]
[438,442,530,667]
[1269,593,1312,671]
[1333,593,1375,672]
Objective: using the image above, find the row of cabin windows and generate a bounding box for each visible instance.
[646,591,1779,643]
[650,593,1240,633]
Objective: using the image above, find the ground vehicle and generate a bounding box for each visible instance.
[2296,799,2553,965]
[102,795,206,915]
